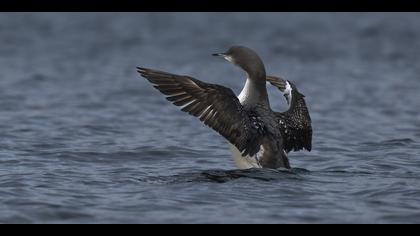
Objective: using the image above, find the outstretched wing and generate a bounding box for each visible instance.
[276,112,312,153]
[137,67,264,157]
[266,75,312,153]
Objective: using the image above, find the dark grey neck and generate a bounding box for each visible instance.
[234,49,270,107]
[242,57,267,83]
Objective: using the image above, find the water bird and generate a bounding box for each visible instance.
[137,46,312,169]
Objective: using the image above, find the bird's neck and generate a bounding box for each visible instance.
[238,78,269,108]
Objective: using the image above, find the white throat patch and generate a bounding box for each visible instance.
[224,55,234,63]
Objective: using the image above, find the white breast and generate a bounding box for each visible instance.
[231,78,264,169]
[228,143,262,169]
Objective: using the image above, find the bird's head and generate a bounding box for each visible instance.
[212,45,266,81]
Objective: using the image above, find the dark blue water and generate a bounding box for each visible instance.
[1,13,420,223]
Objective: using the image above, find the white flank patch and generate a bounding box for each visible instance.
[228,143,262,169]
[284,81,292,106]
[284,81,292,96]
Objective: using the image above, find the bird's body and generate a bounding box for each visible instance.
[230,77,289,169]
[137,46,311,169]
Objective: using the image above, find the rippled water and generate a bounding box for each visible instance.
[1,13,420,223]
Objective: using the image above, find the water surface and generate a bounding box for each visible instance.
[1,13,420,223]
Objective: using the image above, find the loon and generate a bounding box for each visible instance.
[137,45,312,169]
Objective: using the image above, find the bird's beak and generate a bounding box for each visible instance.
[212,53,226,57]
[213,52,234,63]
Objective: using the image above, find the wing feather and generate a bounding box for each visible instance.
[266,75,312,153]
[138,67,264,157]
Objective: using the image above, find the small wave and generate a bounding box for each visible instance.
[358,138,415,151]
[321,169,374,175]
[140,168,307,184]
[360,138,413,145]
[382,138,415,145]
